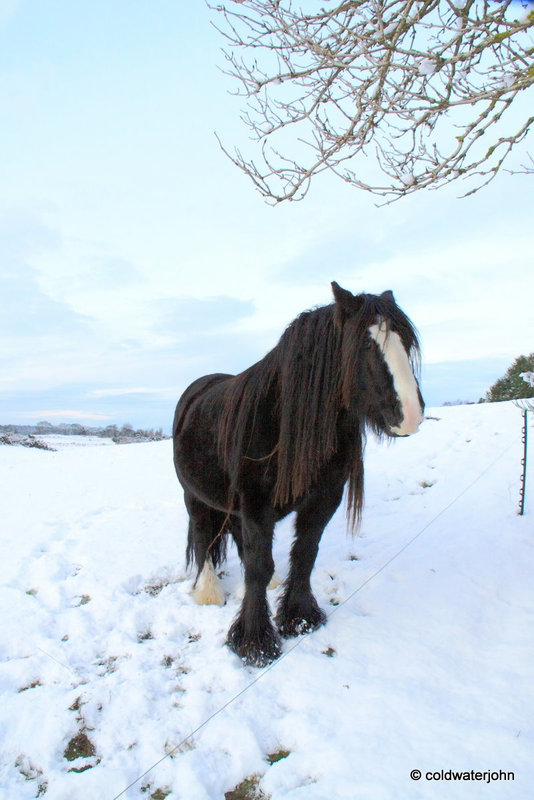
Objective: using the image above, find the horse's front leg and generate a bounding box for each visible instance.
[226,497,282,667]
[275,483,344,638]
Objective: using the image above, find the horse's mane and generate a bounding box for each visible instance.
[216,292,420,528]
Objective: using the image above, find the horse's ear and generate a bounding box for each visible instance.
[380,289,395,304]
[332,281,363,328]
[332,281,355,310]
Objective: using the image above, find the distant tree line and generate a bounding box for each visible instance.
[0,421,169,444]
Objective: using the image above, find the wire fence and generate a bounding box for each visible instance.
[111,436,518,800]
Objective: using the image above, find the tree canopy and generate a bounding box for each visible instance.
[486,353,534,401]
[213,0,534,202]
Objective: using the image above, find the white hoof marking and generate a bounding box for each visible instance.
[268,573,282,591]
[192,561,225,606]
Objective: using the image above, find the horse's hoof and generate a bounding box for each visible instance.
[275,605,327,638]
[226,619,282,667]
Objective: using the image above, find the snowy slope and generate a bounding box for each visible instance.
[0,402,532,800]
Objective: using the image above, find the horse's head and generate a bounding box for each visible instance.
[332,282,424,438]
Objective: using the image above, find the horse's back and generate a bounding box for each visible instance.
[173,373,233,439]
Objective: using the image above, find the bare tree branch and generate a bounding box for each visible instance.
[210,0,534,202]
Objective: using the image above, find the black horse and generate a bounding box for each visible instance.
[173,283,424,667]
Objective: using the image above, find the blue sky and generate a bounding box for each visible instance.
[1,0,533,431]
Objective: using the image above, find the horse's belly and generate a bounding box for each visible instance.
[175,451,233,512]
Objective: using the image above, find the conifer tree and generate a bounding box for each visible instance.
[486,354,534,401]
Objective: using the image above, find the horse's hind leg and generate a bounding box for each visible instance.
[184,492,227,607]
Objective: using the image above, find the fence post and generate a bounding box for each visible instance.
[518,407,528,516]
[514,370,534,516]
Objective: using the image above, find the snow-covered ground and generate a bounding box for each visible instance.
[39,435,116,450]
[0,402,532,800]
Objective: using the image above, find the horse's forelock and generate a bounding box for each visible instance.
[358,292,421,374]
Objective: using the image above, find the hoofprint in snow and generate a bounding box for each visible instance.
[0,402,532,800]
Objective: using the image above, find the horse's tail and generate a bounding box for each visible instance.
[185,524,195,571]
[185,509,231,574]
[207,527,229,569]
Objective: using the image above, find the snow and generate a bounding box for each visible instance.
[418,58,436,76]
[0,401,533,799]
[39,435,116,450]
[399,172,416,187]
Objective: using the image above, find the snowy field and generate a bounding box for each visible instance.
[39,436,116,450]
[0,401,532,800]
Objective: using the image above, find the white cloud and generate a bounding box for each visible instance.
[20,410,112,421]
[89,387,177,398]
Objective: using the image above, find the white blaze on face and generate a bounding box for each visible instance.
[369,320,423,436]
